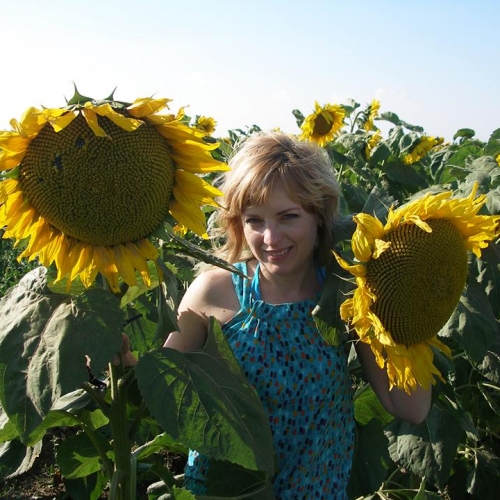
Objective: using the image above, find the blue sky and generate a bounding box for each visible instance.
[2,0,499,141]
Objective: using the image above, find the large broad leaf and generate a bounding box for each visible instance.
[478,336,500,384]
[441,282,498,364]
[0,267,124,442]
[57,431,111,479]
[383,161,429,189]
[63,472,108,500]
[348,419,390,498]
[361,185,395,222]
[0,438,42,479]
[353,384,393,427]
[205,459,275,499]
[467,446,500,498]
[472,243,500,320]
[134,319,275,476]
[312,259,353,346]
[484,128,500,157]
[386,401,463,489]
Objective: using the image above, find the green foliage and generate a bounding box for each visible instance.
[322,99,500,500]
[0,99,499,499]
[135,320,275,475]
[0,233,39,297]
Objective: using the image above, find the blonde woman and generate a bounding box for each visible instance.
[163,132,431,499]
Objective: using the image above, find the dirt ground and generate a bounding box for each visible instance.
[0,432,186,499]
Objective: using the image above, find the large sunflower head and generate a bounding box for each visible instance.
[299,101,345,147]
[0,89,228,292]
[335,184,500,393]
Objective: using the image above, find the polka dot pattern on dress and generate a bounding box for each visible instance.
[184,261,355,499]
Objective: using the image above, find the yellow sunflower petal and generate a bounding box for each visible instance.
[354,212,386,240]
[112,244,138,286]
[0,131,31,153]
[0,150,26,171]
[169,199,208,239]
[12,107,47,138]
[135,238,159,261]
[371,239,391,259]
[127,97,171,117]
[46,111,77,133]
[93,246,120,293]
[88,102,143,131]
[82,108,108,137]
[333,252,366,277]
[125,242,153,287]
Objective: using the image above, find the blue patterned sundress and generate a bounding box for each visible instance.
[184,261,355,499]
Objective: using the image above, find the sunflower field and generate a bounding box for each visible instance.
[0,92,499,500]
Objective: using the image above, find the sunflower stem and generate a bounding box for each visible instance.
[109,361,133,500]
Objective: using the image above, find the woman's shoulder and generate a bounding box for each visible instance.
[194,265,234,288]
[193,261,251,287]
[178,265,239,326]
[183,266,238,309]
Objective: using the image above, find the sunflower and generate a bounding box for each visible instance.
[0,90,228,292]
[403,135,444,165]
[365,130,382,159]
[195,115,217,136]
[335,184,500,393]
[363,98,381,131]
[299,101,345,147]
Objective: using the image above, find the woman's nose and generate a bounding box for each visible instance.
[262,225,281,245]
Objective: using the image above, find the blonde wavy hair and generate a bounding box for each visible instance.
[213,131,341,266]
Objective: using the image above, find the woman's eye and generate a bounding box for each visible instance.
[282,213,299,220]
[245,218,261,225]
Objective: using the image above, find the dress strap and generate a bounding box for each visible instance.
[230,261,254,309]
[250,263,262,301]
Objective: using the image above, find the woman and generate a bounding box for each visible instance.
[162,131,432,499]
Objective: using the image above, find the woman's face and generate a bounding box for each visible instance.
[241,181,319,277]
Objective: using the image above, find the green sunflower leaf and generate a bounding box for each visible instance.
[484,128,500,157]
[348,418,390,498]
[386,402,463,489]
[134,318,275,476]
[313,259,353,346]
[0,267,124,443]
[442,282,498,364]
[453,128,476,141]
[57,431,110,479]
[0,438,42,479]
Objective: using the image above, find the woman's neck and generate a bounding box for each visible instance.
[251,259,320,304]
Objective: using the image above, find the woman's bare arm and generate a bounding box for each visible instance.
[355,340,432,424]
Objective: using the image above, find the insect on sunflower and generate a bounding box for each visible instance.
[0,88,229,292]
[299,101,345,147]
[335,184,500,394]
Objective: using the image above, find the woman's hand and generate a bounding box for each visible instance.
[114,332,138,367]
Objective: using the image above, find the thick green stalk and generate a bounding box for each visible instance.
[109,362,133,500]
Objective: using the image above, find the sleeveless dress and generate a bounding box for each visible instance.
[184,261,355,499]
